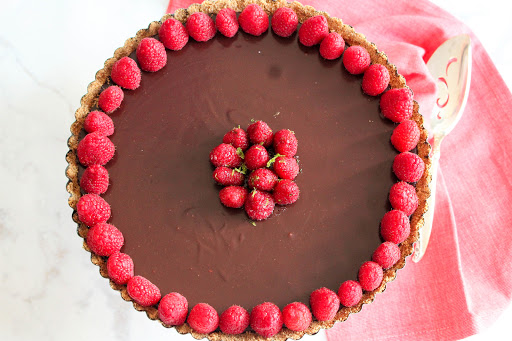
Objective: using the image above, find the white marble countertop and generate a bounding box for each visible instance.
[0,0,511,340]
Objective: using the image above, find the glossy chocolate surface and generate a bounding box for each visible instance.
[102,31,397,312]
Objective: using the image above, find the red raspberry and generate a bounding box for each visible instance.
[159,18,189,51]
[298,15,328,47]
[244,145,270,170]
[111,56,141,90]
[209,143,243,168]
[80,164,109,194]
[158,292,188,326]
[216,8,239,38]
[213,167,245,186]
[219,186,248,209]
[188,303,219,334]
[127,276,161,307]
[136,37,167,72]
[358,261,383,291]
[310,287,340,321]
[393,152,425,182]
[389,181,419,216]
[245,190,275,221]
[391,120,420,152]
[273,156,299,180]
[273,129,298,157]
[77,133,115,166]
[372,242,401,269]
[223,127,249,151]
[273,179,300,205]
[248,168,278,191]
[186,12,216,42]
[271,7,298,38]
[219,305,250,335]
[337,280,362,307]
[238,4,269,36]
[86,222,124,257]
[380,88,414,123]
[319,32,345,60]
[282,302,312,332]
[380,210,411,244]
[84,111,114,137]
[247,120,273,147]
[98,86,124,113]
[106,252,134,285]
[76,194,111,227]
[362,64,390,96]
[250,302,283,338]
[342,46,370,75]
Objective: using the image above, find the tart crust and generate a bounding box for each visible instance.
[65,0,432,339]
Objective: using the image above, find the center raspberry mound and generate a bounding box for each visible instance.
[209,120,300,221]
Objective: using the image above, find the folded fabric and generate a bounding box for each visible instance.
[166,1,512,340]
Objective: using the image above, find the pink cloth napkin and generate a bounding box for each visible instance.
[167,1,512,340]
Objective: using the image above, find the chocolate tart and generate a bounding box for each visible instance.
[66,0,431,339]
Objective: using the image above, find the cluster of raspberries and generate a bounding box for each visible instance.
[73,3,427,338]
[210,120,300,221]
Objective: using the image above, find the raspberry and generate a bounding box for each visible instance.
[209,143,243,168]
[250,302,283,338]
[111,56,141,90]
[77,133,115,166]
[298,15,328,47]
[223,127,249,151]
[84,111,114,137]
[393,152,425,182]
[247,120,273,147]
[188,303,219,334]
[106,252,134,285]
[248,168,278,191]
[372,242,401,269]
[282,302,312,332]
[216,8,239,38]
[219,305,250,335]
[86,222,124,257]
[342,46,370,75]
[213,167,245,186]
[127,276,161,307]
[219,186,248,208]
[76,194,111,227]
[80,164,109,194]
[389,181,419,216]
[159,18,189,51]
[391,120,420,152]
[136,37,167,72]
[244,145,270,170]
[273,156,299,180]
[380,210,411,244]
[273,129,298,157]
[271,7,298,38]
[310,287,340,321]
[186,12,216,42]
[337,280,362,307]
[238,4,269,36]
[273,179,299,205]
[380,88,414,123]
[358,261,383,291]
[362,64,390,96]
[98,86,124,113]
[319,32,345,60]
[245,190,275,221]
[158,292,188,326]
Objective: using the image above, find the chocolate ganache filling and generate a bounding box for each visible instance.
[101,30,397,312]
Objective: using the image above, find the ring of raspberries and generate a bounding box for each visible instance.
[74,3,425,338]
[211,121,300,221]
